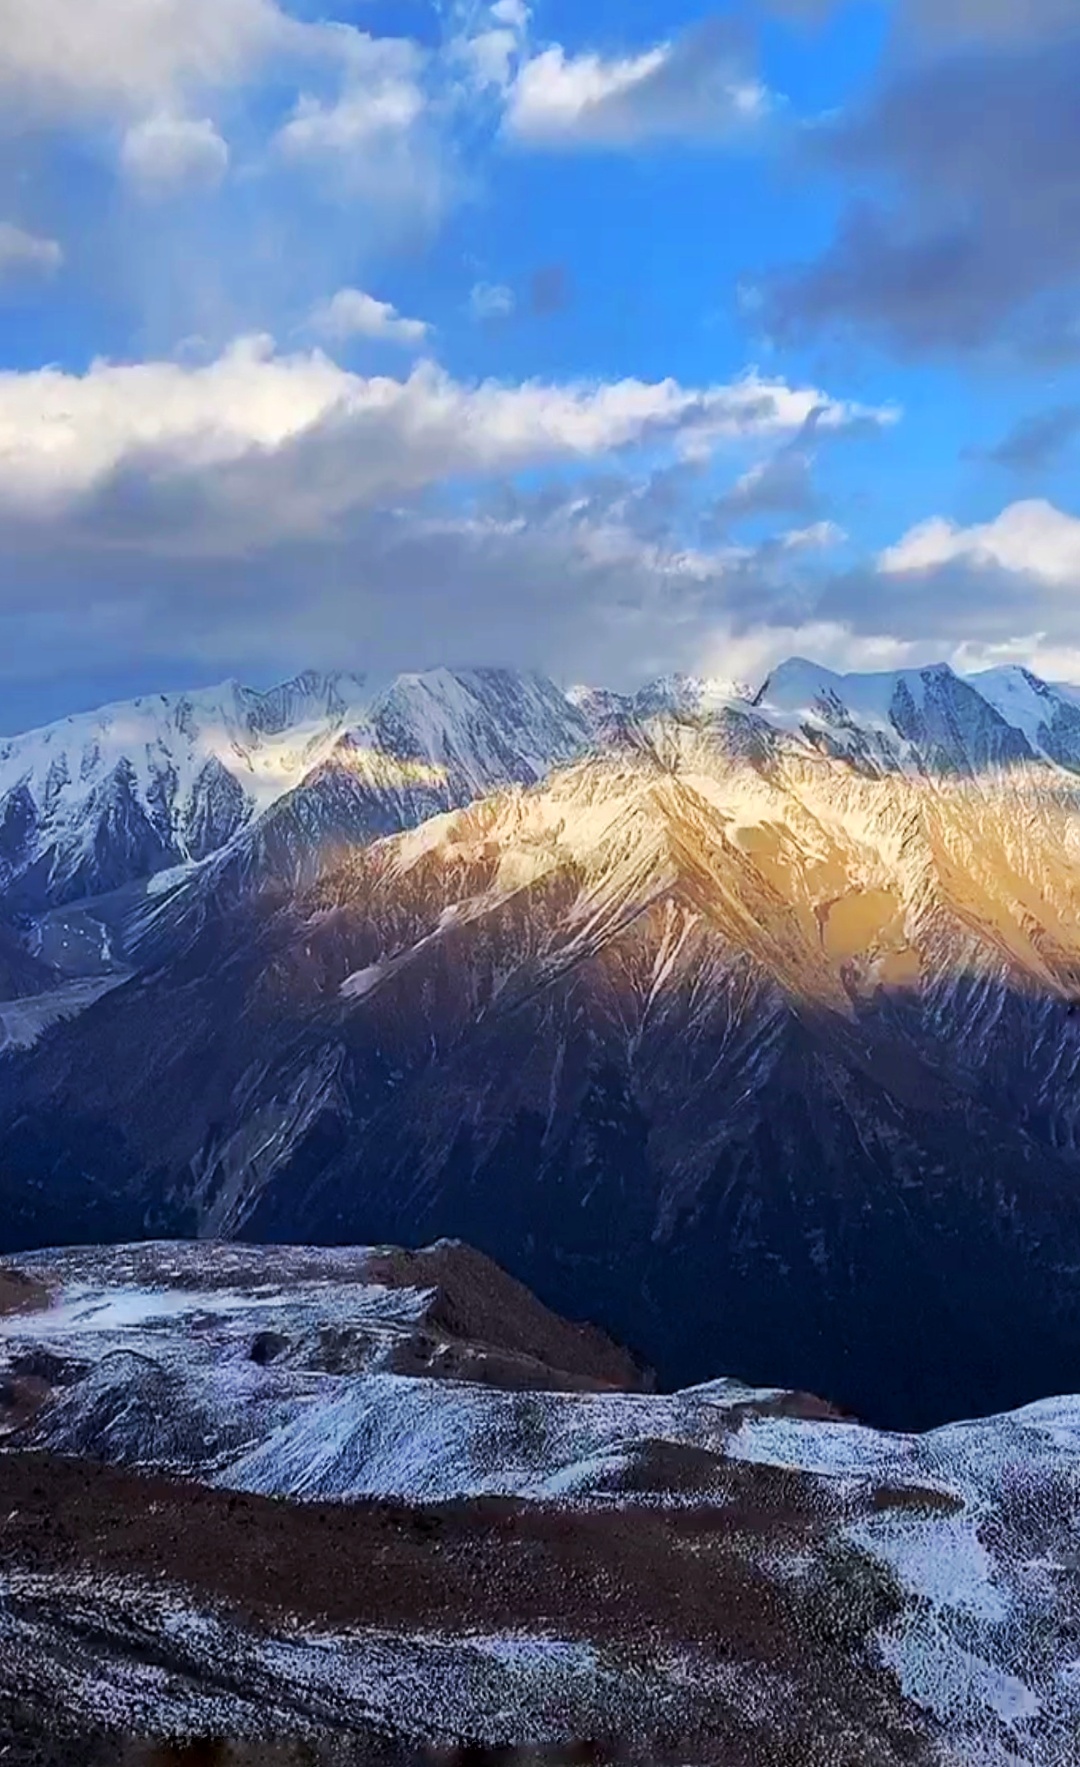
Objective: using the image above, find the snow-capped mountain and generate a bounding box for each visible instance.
[0,671,371,908]
[5,654,1080,933]
[0,666,590,917]
[10,654,1080,1437]
[753,657,1041,774]
[568,672,754,739]
[972,663,1080,772]
[210,665,592,889]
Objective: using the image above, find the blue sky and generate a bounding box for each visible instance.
[2,0,1080,729]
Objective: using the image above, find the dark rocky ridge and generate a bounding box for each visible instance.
[3,845,1080,1432]
[0,1239,648,1401]
[363,1241,653,1393]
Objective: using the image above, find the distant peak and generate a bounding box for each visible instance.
[633,674,755,719]
[754,658,845,708]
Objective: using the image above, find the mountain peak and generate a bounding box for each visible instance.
[634,673,755,717]
[5,654,1080,920]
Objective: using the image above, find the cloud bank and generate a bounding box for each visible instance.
[765,2,1080,357]
[0,336,877,532]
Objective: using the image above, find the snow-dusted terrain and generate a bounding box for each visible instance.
[11,657,1080,1429]
[0,651,1076,1019]
[3,655,1079,941]
[5,665,1080,1757]
[0,665,590,922]
[1,1242,1078,1764]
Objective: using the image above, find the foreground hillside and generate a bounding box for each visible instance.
[2,1240,1078,1766]
[7,664,1080,1424]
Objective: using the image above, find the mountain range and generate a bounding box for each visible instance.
[5,656,1080,1429]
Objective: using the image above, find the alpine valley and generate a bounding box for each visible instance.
[5,658,1080,1432]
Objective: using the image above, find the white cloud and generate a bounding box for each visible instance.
[0,221,63,280]
[0,1,445,214]
[448,0,530,96]
[276,50,427,161]
[0,0,296,123]
[490,0,530,26]
[461,28,520,93]
[0,326,911,704]
[780,519,846,550]
[309,288,430,347]
[0,2,446,231]
[879,500,1080,585]
[701,619,920,687]
[468,281,516,321]
[508,43,666,139]
[273,35,449,230]
[675,374,896,461]
[121,113,229,194]
[0,336,347,508]
[457,25,522,95]
[504,27,773,149]
[0,335,876,541]
[951,635,1080,682]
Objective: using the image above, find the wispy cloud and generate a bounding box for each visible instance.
[0,221,63,281]
[271,33,454,237]
[468,282,516,321]
[504,20,774,150]
[121,113,230,195]
[309,290,431,348]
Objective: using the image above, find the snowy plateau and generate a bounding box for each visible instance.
[1,1239,1078,1766]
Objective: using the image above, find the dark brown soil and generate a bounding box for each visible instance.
[384,1332,635,1394]
[0,1266,50,1318]
[732,1391,857,1425]
[0,1449,819,1649]
[365,1244,651,1394]
[0,1450,935,1767]
[870,1484,966,1517]
[0,1371,52,1434]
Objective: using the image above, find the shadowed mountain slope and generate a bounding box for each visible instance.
[6,678,1080,1427]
